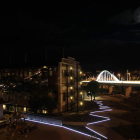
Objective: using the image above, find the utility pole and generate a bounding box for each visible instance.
[76,62,79,113]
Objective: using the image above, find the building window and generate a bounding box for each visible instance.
[49,70,53,76]
[62,70,66,76]
[29,72,32,76]
[24,71,27,77]
[20,72,23,77]
[63,92,66,101]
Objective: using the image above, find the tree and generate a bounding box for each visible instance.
[86,80,99,101]
[5,112,29,140]
[43,96,57,115]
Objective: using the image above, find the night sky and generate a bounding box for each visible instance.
[1,3,140,73]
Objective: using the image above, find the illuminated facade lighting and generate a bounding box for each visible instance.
[80,102,83,105]
[70,86,73,89]
[3,105,6,110]
[70,66,73,70]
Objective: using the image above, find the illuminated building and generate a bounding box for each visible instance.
[0,57,81,112]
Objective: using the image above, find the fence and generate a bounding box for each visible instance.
[24,113,62,126]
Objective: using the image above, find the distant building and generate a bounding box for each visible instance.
[0,57,82,113]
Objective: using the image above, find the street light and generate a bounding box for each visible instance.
[80,102,83,106]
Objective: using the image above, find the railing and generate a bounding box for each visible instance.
[24,113,62,126]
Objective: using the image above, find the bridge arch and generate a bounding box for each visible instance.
[96,70,119,82]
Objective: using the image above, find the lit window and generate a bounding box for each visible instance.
[24,107,26,112]
[29,72,32,76]
[49,70,53,76]
[3,105,6,110]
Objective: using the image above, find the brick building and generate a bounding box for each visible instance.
[0,57,82,112]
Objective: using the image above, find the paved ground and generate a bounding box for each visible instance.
[0,95,133,140]
[0,122,93,140]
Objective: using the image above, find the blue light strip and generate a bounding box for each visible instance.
[85,100,112,139]
[25,100,111,140]
[25,119,101,140]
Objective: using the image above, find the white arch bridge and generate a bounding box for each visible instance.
[82,70,140,86]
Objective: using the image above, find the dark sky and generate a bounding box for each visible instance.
[1,3,140,72]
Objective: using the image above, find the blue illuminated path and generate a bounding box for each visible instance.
[25,100,112,140]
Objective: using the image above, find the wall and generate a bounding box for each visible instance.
[0,104,3,119]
